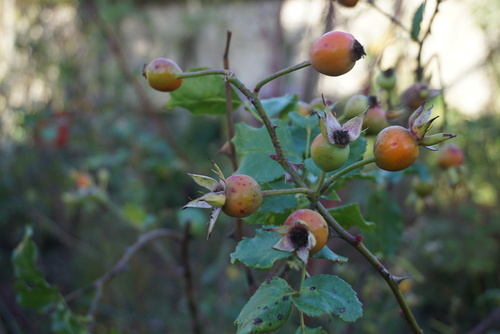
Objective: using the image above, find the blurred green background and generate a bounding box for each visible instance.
[1,0,499,333]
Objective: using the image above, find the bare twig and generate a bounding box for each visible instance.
[416,0,443,81]
[467,307,500,334]
[367,0,412,35]
[64,228,181,330]
[180,223,202,334]
[223,30,238,172]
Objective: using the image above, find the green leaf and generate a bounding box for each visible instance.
[165,67,242,115]
[122,203,147,228]
[311,246,348,264]
[244,180,298,225]
[328,203,374,232]
[411,2,425,41]
[233,120,302,183]
[255,94,298,118]
[288,111,318,130]
[235,277,295,334]
[12,226,40,282]
[230,228,293,270]
[244,180,299,225]
[14,282,60,311]
[364,189,403,256]
[293,274,362,322]
[243,208,294,226]
[12,226,89,333]
[294,326,327,334]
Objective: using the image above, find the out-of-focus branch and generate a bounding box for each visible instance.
[83,0,194,170]
[64,228,182,331]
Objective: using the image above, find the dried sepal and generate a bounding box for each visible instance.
[316,99,367,148]
[188,173,222,192]
[342,109,368,142]
[272,220,317,264]
[420,133,457,148]
[273,234,297,253]
[209,159,226,182]
[184,160,228,239]
[207,207,222,239]
[407,102,457,147]
[183,196,214,210]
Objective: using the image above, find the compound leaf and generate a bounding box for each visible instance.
[230,228,293,270]
[364,188,403,256]
[328,203,374,232]
[166,67,242,115]
[235,277,294,334]
[293,274,362,323]
[233,120,302,183]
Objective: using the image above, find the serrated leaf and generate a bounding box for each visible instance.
[328,203,374,232]
[311,246,348,264]
[14,282,60,311]
[294,326,328,334]
[243,181,298,225]
[364,189,403,256]
[411,3,425,41]
[233,120,302,183]
[253,93,298,118]
[235,277,295,334]
[288,111,318,130]
[293,274,362,322]
[165,67,242,115]
[231,228,293,270]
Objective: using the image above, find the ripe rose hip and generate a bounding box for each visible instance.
[373,125,419,171]
[222,174,263,218]
[437,144,464,169]
[364,97,389,135]
[310,31,366,77]
[273,209,329,263]
[143,58,183,92]
[283,209,328,255]
[337,0,359,7]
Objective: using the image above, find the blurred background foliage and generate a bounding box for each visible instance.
[1,0,499,333]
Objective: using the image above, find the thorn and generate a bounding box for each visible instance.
[354,235,363,246]
[269,154,279,161]
[392,275,411,285]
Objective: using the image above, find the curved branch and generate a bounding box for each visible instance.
[64,228,182,330]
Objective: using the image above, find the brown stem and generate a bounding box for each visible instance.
[467,307,500,334]
[220,31,257,295]
[83,0,194,170]
[223,30,238,172]
[367,0,411,35]
[415,0,442,81]
[181,223,202,334]
[315,203,423,333]
[211,67,423,333]
[64,228,182,328]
